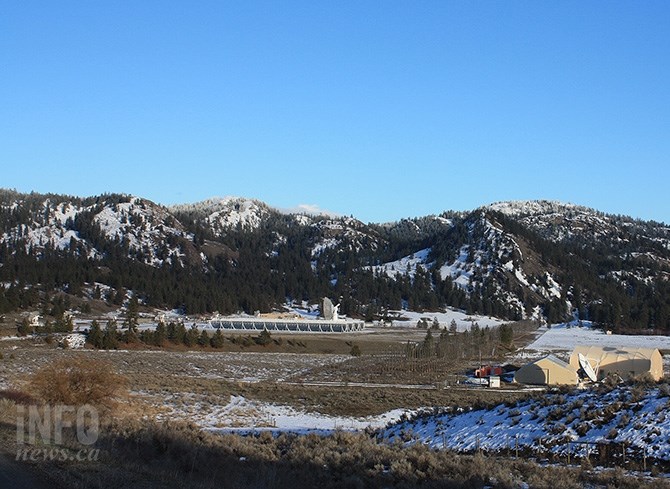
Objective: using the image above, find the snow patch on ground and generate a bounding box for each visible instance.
[381,385,670,461]
[152,393,408,434]
[525,321,670,353]
[385,308,505,331]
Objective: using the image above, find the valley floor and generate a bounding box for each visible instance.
[2,320,670,487]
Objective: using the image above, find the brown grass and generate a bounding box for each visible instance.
[0,389,37,405]
[1,416,664,489]
[0,343,666,488]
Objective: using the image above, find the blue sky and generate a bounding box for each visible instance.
[2,2,669,223]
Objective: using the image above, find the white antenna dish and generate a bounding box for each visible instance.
[578,353,598,382]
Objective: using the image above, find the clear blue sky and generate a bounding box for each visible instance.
[2,1,669,223]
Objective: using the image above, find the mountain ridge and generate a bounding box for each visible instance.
[1,188,668,331]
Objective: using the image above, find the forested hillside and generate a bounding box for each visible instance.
[1,189,669,331]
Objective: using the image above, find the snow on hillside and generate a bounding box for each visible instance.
[442,210,585,319]
[439,212,522,292]
[487,200,584,217]
[285,303,321,319]
[524,321,670,353]
[207,197,268,230]
[292,214,313,226]
[94,197,193,266]
[386,309,504,331]
[1,200,100,258]
[381,385,670,460]
[311,237,340,257]
[369,248,431,279]
[487,200,632,244]
[439,245,474,288]
[311,217,379,258]
[171,196,271,234]
[0,195,197,267]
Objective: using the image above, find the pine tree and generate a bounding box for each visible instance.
[198,329,210,347]
[175,322,187,344]
[102,320,119,349]
[87,320,103,348]
[421,329,434,357]
[449,319,458,333]
[184,324,199,347]
[124,294,139,333]
[499,323,514,347]
[154,321,166,346]
[210,329,224,348]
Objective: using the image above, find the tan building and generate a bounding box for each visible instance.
[514,355,579,385]
[569,346,663,381]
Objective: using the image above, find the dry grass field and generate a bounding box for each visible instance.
[1,322,665,488]
[0,340,525,417]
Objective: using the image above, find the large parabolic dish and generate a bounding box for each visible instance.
[578,353,598,382]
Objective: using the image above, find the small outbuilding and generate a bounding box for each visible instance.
[514,355,579,385]
[569,346,663,381]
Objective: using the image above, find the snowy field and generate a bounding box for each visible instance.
[524,321,670,353]
[151,393,408,434]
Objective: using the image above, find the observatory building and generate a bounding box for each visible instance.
[514,355,579,385]
[569,346,663,381]
[207,298,364,333]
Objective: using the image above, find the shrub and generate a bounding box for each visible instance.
[630,373,656,387]
[617,413,631,428]
[630,385,647,403]
[575,422,590,436]
[28,357,127,412]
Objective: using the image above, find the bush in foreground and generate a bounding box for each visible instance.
[28,357,127,412]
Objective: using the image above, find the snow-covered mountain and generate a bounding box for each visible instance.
[309,216,382,258]
[0,192,199,267]
[486,200,670,289]
[1,190,668,327]
[171,198,387,268]
[488,200,670,246]
[170,197,275,235]
[363,202,670,324]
